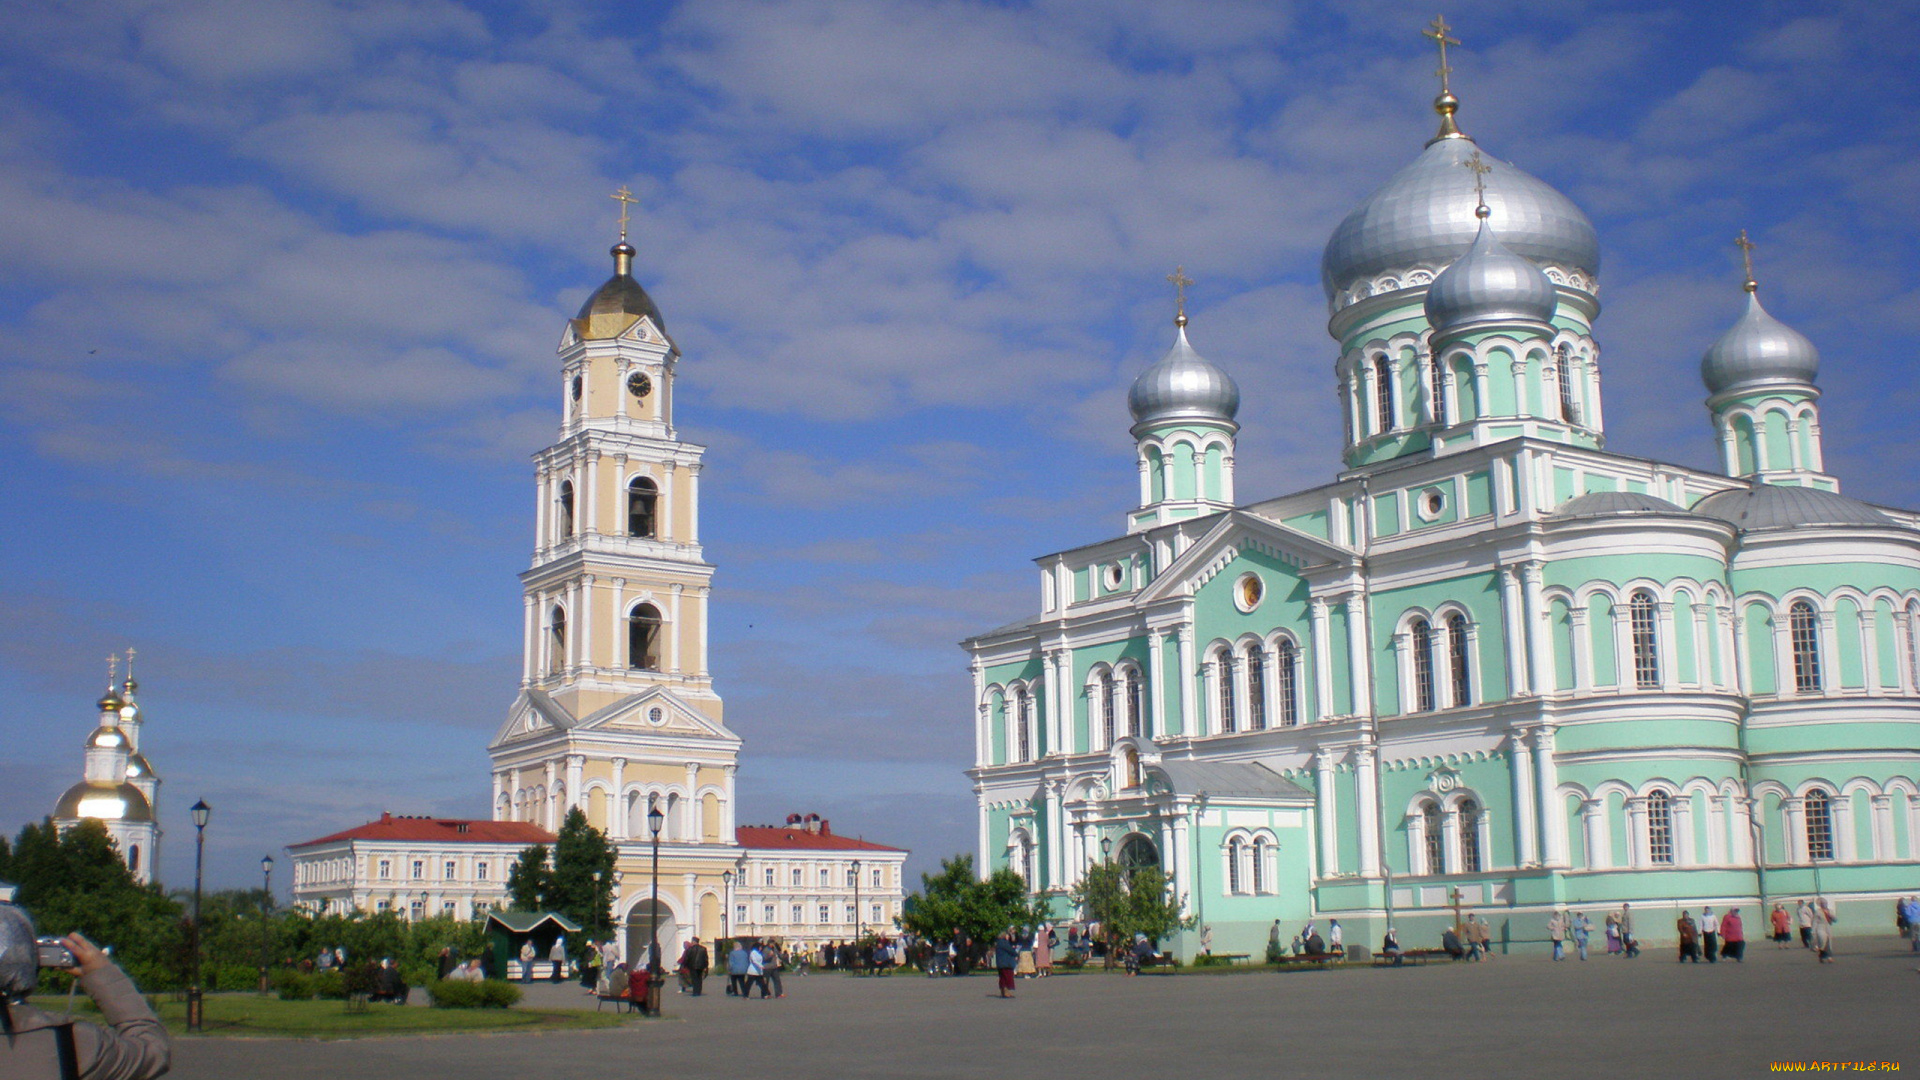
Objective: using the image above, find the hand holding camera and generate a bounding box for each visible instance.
[34,932,108,976]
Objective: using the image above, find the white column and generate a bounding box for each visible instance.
[1569,608,1592,691]
[522,596,537,683]
[1582,800,1608,869]
[544,760,559,831]
[1535,726,1567,866]
[1070,820,1088,887]
[1147,631,1167,738]
[1055,651,1074,753]
[1136,455,1152,507]
[579,575,595,670]
[492,772,506,822]
[566,755,584,813]
[1040,649,1061,756]
[686,762,702,840]
[1168,809,1193,914]
[1176,627,1197,737]
[1472,362,1492,423]
[1870,794,1895,861]
[1046,782,1066,889]
[1344,591,1372,717]
[1355,743,1381,876]
[1499,566,1528,696]
[535,471,551,551]
[660,465,675,541]
[1612,604,1633,691]
[970,658,988,765]
[669,584,684,674]
[1511,732,1538,866]
[585,455,600,535]
[687,464,702,543]
[610,759,628,840]
[1314,749,1340,876]
[721,765,738,838]
[1861,608,1882,694]
[696,587,711,677]
[1522,563,1553,696]
[976,795,991,878]
[1657,602,1680,691]
[1782,799,1807,864]
[1310,598,1332,719]
[1832,795,1857,862]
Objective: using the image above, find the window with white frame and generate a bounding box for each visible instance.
[1555,344,1576,423]
[871,904,882,923]
[1125,666,1144,738]
[378,859,391,880]
[409,900,423,920]
[411,859,424,879]
[845,904,856,922]
[1790,601,1823,694]
[1015,687,1032,761]
[1252,837,1271,893]
[792,868,802,885]
[819,868,829,885]
[444,860,457,880]
[1245,643,1267,730]
[763,866,774,886]
[1276,640,1299,725]
[1458,799,1483,873]
[1804,788,1835,861]
[1410,618,1436,712]
[1216,650,1236,732]
[1421,803,1444,874]
[792,904,802,923]
[1226,836,1245,894]
[735,904,746,924]
[1373,354,1396,433]
[1447,613,1472,706]
[1099,669,1116,747]
[763,904,775,922]
[1430,350,1448,423]
[872,868,883,888]
[1647,789,1674,865]
[819,904,830,923]
[1630,591,1660,689]
[476,861,489,880]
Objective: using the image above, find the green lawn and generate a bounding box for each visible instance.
[32,994,631,1040]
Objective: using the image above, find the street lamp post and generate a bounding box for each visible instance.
[1099,836,1115,969]
[259,854,275,994]
[646,798,665,981]
[852,858,863,948]
[721,870,734,942]
[188,799,210,1032]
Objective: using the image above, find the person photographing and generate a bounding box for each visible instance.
[1,901,170,1078]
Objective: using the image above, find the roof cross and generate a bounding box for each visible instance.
[1735,229,1758,293]
[1167,266,1194,326]
[1463,150,1493,215]
[1423,15,1460,95]
[105,654,118,690]
[611,186,638,242]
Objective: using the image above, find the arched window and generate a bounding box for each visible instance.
[1421,803,1444,875]
[1123,746,1141,789]
[1458,799,1483,873]
[1630,591,1660,689]
[1014,687,1032,763]
[1098,670,1116,748]
[1647,789,1674,865]
[1275,640,1299,726]
[128,844,140,874]
[628,603,662,670]
[1447,613,1471,707]
[1125,667,1143,738]
[627,476,658,538]
[1804,788,1834,861]
[548,605,567,673]
[1410,618,1436,712]
[557,480,576,539]
[1216,651,1236,733]
[1907,600,1920,689]
[1790,601,1823,693]
[1373,355,1396,433]
[1429,350,1448,424]
[1245,643,1267,731]
[1555,344,1577,423]
[1251,837,1270,893]
[1226,837,1244,894]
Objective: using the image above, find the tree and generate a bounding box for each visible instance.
[548,808,617,936]
[899,854,1048,955]
[1070,861,1193,961]
[7,819,185,990]
[506,844,552,912]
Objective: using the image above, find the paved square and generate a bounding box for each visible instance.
[172,940,1917,1080]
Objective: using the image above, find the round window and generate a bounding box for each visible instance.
[647,706,665,725]
[1234,572,1265,613]
[570,374,583,401]
[1417,487,1447,522]
[1102,563,1125,590]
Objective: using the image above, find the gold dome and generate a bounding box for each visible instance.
[125,752,155,780]
[96,691,124,713]
[570,243,672,343]
[85,724,127,749]
[53,780,153,824]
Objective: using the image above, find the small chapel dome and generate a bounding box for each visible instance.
[573,242,671,343]
[126,752,155,780]
[1692,483,1890,531]
[85,725,126,750]
[96,690,123,713]
[1553,490,1686,517]
[1701,290,1819,397]
[1322,137,1598,306]
[1424,208,1559,335]
[53,780,153,824]
[1128,323,1240,431]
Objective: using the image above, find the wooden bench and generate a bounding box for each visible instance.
[1269,952,1341,969]
[1373,948,1448,967]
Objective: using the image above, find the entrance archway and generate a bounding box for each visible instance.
[1117,833,1160,874]
[625,899,681,970]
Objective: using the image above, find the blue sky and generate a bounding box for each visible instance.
[2,0,1916,893]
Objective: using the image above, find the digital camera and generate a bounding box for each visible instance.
[36,937,75,970]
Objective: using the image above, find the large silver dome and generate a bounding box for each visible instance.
[1701,290,1819,397]
[1128,323,1240,432]
[1424,211,1559,335]
[1693,483,1889,531]
[1322,138,1599,308]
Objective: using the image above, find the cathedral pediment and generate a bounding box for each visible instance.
[1135,511,1351,605]
[574,686,739,744]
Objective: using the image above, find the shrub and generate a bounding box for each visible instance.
[311,969,347,999]
[1191,953,1232,967]
[274,972,315,1001]
[426,978,522,1009]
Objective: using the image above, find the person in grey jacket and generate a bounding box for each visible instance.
[0,901,170,1079]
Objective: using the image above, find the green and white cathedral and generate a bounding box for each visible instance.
[963,86,1920,957]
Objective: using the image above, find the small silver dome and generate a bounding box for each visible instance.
[1424,212,1559,335]
[1323,138,1598,306]
[1693,483,1890,531]
[1701,290,1819,397]
[1553,491,1686,517]
[1128,324,1240,431]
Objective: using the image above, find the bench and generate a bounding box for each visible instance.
[1211,953,1253,966]
[1373,948,1448,967]
[1270,952,1341,969]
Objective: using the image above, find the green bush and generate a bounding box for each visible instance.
[311,969,347,999]
[274,972,315,1001]
[1191,953,1231,967]
[426,978,522,1009]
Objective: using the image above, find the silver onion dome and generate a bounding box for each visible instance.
[1701,289,1819,397]
[1424,208,1559,335]
[1128,323,1240,431]
[1322,138,1598,307]
[1692,483,1888,531]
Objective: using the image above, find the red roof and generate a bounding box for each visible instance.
[736,826,903,852]
[290,813,556,849]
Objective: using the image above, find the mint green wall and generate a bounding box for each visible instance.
[1283,509,1329,539]
[1564,792,1586,866]
[1191,550,1314,657]
[1836,597,1865,689]
[988,692,1006,764]
[1543,554,1727,593]
[1171,441,1196,500]
[1875,600,1900,689]
[1158,637,1181,736]
[1674,595,1698,684]
[1069,636,1150,752]
[1147,447,1164,503]
[1589,594,1617,686]
[1205,445,1225,501]
[1733,563,1920,597]
[1375,494,1401,537]
[1370,571,1506,708]
[1550,598,1575,690]
[1744,603,1776,694]
[1465,471,1492,518]
[1328,607,1352,715]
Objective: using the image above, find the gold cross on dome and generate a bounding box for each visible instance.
[1463,150,1493,203]
[1167,266,1194,324]
[1423,15,1461,95]
[1735,229,1758,292]
[610,185,638,242]
[106,654,118,688]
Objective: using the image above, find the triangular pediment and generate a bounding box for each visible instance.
[574,686,737,743]
[1136,511,1352,605]
[489,689,577,749]
[619,315,674,351]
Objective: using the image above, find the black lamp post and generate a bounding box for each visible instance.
[187,798,210,1032]
[852,858,863,945]
[1099,835,1115,968]
[1101,835,1114,863]
[721,870,734,941]
[646,799,664,977]
[258,854,274,994]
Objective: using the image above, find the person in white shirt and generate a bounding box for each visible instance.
[1328,920,1344,956]
[746,943,770,998]
[1700,907,1720,964]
